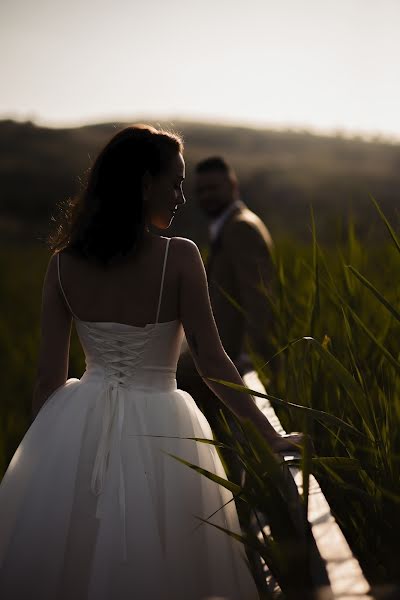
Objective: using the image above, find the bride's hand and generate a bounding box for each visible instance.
[267,432,311,455]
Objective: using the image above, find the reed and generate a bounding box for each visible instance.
[168,196,400,594]
[1,196,399,594]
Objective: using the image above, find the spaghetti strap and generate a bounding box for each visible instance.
[155,238,171,324]
[57,252,79,320]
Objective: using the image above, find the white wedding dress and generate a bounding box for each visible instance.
[0,238,259,600]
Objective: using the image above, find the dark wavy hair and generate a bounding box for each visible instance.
[47,123,184,265]
[195,155,238,184]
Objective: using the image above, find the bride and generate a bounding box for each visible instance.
[0,123,304,599]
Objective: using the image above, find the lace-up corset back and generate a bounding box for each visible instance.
[57,238,183,390]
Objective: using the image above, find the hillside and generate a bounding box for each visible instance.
[1,118,399,246]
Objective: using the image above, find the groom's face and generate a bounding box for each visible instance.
[194,170,236,218]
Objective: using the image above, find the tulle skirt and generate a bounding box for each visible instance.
[0,371,259,599]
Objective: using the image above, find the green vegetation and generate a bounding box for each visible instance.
[1,117,399,244]
[270,199,400,589]
[167,197,400,596]
[1,117,400,595]
[2,197,399,595]
[0,243,86,474]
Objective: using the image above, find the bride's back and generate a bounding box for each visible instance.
[58,234,180,327]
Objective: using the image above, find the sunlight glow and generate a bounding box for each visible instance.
[1,0,399,140]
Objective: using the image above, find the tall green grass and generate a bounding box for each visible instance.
[1,197,399,595]
[271,197,400,588]
[169,196,400,595]
[0,244,85,473]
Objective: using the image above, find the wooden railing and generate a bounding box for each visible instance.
[243,370,373,600]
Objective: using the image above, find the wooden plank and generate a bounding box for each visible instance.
[243,370,373,600]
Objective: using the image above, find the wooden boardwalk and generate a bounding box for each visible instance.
[243,370,373,600]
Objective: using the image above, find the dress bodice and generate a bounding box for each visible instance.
[57,237,184,390]
[75,318,184,389]
[56,238,187,561]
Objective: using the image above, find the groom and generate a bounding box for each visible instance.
[176,156,277,485]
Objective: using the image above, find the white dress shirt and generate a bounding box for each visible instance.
[208,199,242,243]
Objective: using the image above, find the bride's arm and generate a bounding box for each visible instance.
[177,237,289,447]
[32,254,72,420]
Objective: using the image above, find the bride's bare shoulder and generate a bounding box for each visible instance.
[170,236,201,259]
[169,237,205,275]
[170,236,199,251]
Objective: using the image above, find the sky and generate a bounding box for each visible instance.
[1,0,399,140]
